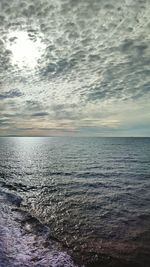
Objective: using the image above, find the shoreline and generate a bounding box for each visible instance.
[0,189,77,267]
[1,189,150,267]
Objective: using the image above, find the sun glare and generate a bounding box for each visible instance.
[7,31,45,69]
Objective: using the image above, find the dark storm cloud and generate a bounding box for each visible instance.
[0,0,150,136]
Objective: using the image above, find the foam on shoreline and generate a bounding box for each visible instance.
[0,189,78,267]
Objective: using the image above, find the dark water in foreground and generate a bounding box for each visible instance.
[0,137,150,267]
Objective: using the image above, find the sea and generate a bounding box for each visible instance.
[0,137,150,267]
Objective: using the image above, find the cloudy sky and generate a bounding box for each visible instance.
[0,0,150,137]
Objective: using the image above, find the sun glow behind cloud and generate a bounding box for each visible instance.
[6,31,45,69]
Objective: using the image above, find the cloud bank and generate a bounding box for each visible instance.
[0,0,150,136]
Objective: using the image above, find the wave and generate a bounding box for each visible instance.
[0,189,78,267]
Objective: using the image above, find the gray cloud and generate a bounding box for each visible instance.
[0,89,23,99]
[32,112,49,117]
[25,100,44,113]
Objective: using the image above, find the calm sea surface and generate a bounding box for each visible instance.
[0,137,150,267]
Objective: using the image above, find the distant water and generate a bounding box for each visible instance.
[0,137,150,267]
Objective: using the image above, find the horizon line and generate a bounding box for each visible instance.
[0,136,150,138]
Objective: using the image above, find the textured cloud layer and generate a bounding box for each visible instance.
[0,0,150,136]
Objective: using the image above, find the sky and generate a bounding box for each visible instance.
[0,0,150,137]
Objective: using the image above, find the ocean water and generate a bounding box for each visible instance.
[0,137,150,267]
